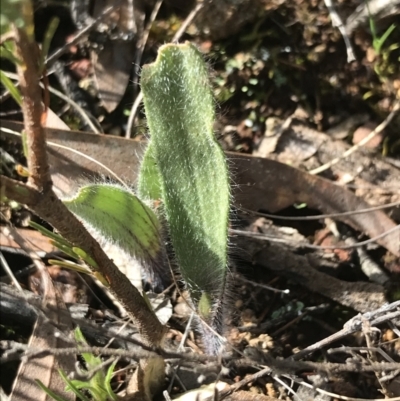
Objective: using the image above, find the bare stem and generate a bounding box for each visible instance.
[13,25,51,192]
[5,22,165,349]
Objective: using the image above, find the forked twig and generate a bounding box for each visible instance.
[207,301,400,400]
[126,0,164,138]
[291,301,400,361]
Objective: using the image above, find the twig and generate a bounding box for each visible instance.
[3,339,400,375]
[126,0,163,138]
[44,86,100,133]
[0,341,157,364]
[171,0,206,43]
[125,92,143,138]
[74,356,119,382]
[239,200,400,221]
[345,236,389,285]
[310,99,400,175]
[0,126,129,189]
[178,312,195,352]
[323,0,356,62]
[328,346,397,363]
[290,376,400,401]
[0,249,23,292]
[0,282,153,351]
[361,318,394,397]
[2,71,100,133]
[234,274,289,294]
[0,328,216,365]
[45,4,118,67]
[290,301,400,361]
[215,355,400,401]
[231,224,400,251]
[270,375,300,401]
[0,386,9,401]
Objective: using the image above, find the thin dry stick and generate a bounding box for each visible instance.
[3,340,400,375]
[126,91,144,138]
[310,99,400,175]
[287,375,400,401]
[44,84,101,133]
[361,318,394,397]
[45,4,120,67]
[291,300,400,361]
[329,346,397,362]
[323,0,356,62]
[178,312,195,352]
[3,71,101,133]
[270,375,299,401]
[235,274,289,294]
[171,0,206,43]
[240,200,400,221]
[213,357,400,401]
[125,0,206,137]
[231,223,400,251]
[0,249,23,292]
[0,282,166,354]
[345,236,389,285]
[1,126,128,188]
[126,0,163,138]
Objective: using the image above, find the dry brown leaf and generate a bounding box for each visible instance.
[91,39,136,113]
[234,155,400,260]
[0,227,57,255]
[45,109,71,131]
[90,0,145,112]
[9,261,75,401]
[1,121,398,260]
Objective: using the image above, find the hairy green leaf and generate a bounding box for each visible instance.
[0,70,22,105]
[138,142,161,202]
[39,17,59,73]
[63,184,166,284]
[141,43,230,335]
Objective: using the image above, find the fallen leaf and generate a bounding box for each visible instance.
[90,0,145,112]
[1,121,399,260]
[9,246,75,401]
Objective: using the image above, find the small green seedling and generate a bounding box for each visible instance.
[367,3,397,78]
[140,43,230,352]
[36,328,118,401]
[63,42,231,354]
[368,9,396,57]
